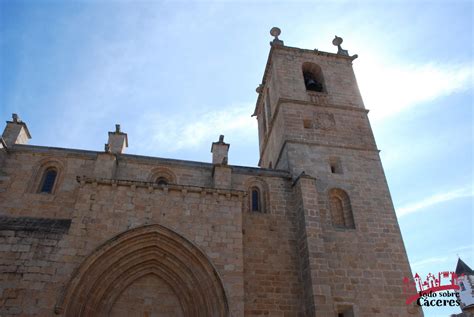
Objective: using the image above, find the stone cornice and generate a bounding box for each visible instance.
[291,171,316,188]
[76,176,246,198]
[272,140,380,170]
[10,144,289,178]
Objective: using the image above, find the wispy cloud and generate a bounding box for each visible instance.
[301,28,472,121]
[411,256,449,269]
[133,104,256,154]
[356,59,472,121]
[126,58,472,154]
[396,186,473,217]
[129,59,472,154]
[453,245,474,253]
[410,245,474,271]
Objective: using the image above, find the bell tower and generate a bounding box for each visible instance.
[254,28,369,175]
[253,28,422,316]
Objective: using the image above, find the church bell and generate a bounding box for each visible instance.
[304,74,323,92]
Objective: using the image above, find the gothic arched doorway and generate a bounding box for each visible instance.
[55,224,229,317]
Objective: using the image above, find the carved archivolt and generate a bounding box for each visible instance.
[55,224,229,317]
[147,167,177,184]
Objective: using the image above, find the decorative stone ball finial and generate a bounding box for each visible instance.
[332,35,343,47]
[270,27,284,46]
[270,27,281,39]
[332,35,358,60]
[332,36,348,56]
[12,113,20,123]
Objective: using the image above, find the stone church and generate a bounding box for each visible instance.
[0,29,422,316]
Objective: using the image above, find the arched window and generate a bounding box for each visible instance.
[328,188,355,229]
[155,177,169,186]
[251,187,261,212]
[30,159,64,195]
[330,196,345,227]
[246,178,269,214]
[39,168,57,193]
[302,62,326,93]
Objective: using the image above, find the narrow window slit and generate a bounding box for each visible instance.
[329,157,343,174]
[251,189,260,212]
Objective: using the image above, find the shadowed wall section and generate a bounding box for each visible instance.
[110,274,184,317]
[55,224,229,317]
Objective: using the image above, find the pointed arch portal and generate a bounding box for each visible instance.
[55,224,229,317]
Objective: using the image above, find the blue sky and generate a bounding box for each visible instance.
[1,1,472,316]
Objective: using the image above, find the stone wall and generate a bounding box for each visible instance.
[241,175,304,316]
[0,145,307,316]
[109,274,184,317]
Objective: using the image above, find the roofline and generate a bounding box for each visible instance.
[456,257,474,275]
[9,144,291,178]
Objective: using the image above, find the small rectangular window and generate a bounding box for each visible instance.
[329,157,343,174]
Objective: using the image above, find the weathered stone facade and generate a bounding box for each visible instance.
[0,32,422,316]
